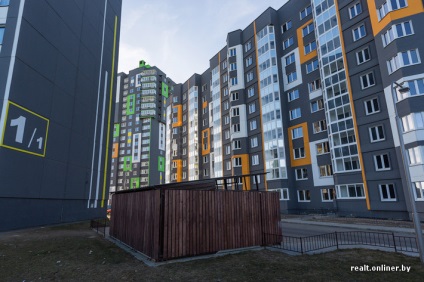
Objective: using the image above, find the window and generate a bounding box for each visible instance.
[231,92,239,101]
[289,108,301,120]
[382,21,413,47]
[246,71,254,82]
[224,115,230,125]
[248,87,255,98]
[288,89,299,101]
[271,188,289,200]
[225,145,231,155]
[311,99,324,113]
[233,157,242,167]
[245,41,252,52]
[356,47,371,65]
[222,74,228,83]
[364,98,380,115]
[229,48,236,57]
[250,119,257,130]
[336,184,365,199]
[230,63,237,71]
[223,87,229,96]
[319,165,333,177]
[304,41,317,54]
[232,107,240,117]
[232,123,241,133]
[306,59,319,73]
[298,190,311,202]
[251,136,258,148]
[231,77,238,86]
[203,156,209,163]
[287,71,297,83]
[378,0,408,21]
[283,37,294,49]
[294,147,305,159]
[202,119,207,126]
[225,130,230,139]
[204,169,209,177]
[252,155,259,165]
[222,60,227,69]
[248,103,256,114]
[226,161,231,171]
[224,101,229,110]
[182,148,187,155]
[360,72,375,89]
[313,120,327,133]
[414,182,424,201]
[408,146,423,165]
[321,188,335,202]
[281,21,292,33]
[302,23,314,37]
[300,5,312,20]
[233,140,241,150]
[379,184,396,201]
[295,168,308,180]
[316,141,329,155]
[285,53,295,66]
[353,25,366,41]
[308,79,321,93]
[349,2,362,18]
[292,127,303,139]
[369,125,385,142]
[374,153,391,171]
[387,49,421,74]
[245,56,253,67]
[402,112,424,132]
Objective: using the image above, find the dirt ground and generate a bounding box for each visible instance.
[1,221,424,281]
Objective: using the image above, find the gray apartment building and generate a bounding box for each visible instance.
[0,0,122,231]
[109,62,173,193]
[159,0,424,220]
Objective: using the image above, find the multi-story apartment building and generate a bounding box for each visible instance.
[110,61,173,193]
[162,0,424,220]
[0,0,122,231]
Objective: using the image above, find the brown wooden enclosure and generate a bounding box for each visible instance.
[110,189,281,261]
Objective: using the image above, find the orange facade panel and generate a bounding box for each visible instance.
[297,19,317,64]
[288,122,311,167]
[202,101,208,109]
[232,154,251,191]
[367,0,424,36]
[201,128,211,155]
[173,159,183,183]
[172,105,183,127]
[112,143,119,158]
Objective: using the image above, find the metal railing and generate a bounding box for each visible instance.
[263,231,418,255]
[90,218,109,237]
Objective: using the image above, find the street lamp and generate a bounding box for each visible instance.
[391,81,424,263]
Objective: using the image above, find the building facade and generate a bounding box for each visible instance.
[162,0,424,220]
[109,62,173,193]
[0,0,122,231]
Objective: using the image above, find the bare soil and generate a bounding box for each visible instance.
[1,221,424,281]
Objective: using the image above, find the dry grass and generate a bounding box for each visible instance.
[1,222,424,281]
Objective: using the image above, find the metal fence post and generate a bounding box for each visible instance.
[300,237,303,254]
[392,232,397,252]
[335,232,339,250]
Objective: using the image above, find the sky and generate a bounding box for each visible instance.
[118,0,289,83]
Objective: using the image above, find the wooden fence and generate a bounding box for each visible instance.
[110,189,280,261]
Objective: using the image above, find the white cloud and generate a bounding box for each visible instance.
[118,0,288,82]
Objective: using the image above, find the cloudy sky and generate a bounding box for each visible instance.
[118,0,288,83]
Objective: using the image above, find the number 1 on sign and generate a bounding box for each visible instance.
[10,116,26,143]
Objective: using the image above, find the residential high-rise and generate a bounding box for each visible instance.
[0,0,122,231]
[163,0,424,220]
[109,62,173,193]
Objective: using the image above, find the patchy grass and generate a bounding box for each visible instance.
[1,222,424,281]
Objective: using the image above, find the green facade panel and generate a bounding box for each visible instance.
[162,82,169,98]
[130,177,139,189]
[113,123,120,137]
[158,156,165,172]
[123,156,132,171]
[126,94,135,115]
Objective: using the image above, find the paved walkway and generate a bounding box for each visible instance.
[281,215,424,234]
